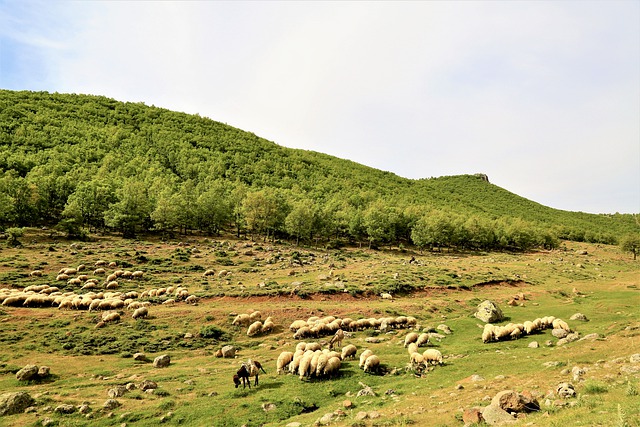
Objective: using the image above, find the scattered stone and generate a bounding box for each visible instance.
[108,386,128,398]
[463,407,484,425]
[630,354,640,363]
[528,341,539,348]
[368,410,381,419]
[561,368,570,375]
[470,374,485,382]
[16,364,39,382]
[620,365,640,375]
[437,324,452,334]
[570,313,589,321]
[474,300,505,323]
[38,366,51,378]
[343,400,352,408]
[103,399,121,411]
[41,418,55,426]
[153,354,171,368]
[184,333,194,339]
[552,329,568,339]
[355,411,369,420]
[262,403,276,412]
[482,404,516,425]
[125,383,137,391]
[0,392,35,416]
[579,333,600,341]
[221,345,236,358]
[455,384,464,390]
[557,333,580,346]
[545,340,554,347]
[54,404,76,414]
[318,412,336,425]
[78,404,91,414]
[139,380,158,391]
[556,383,575,399]
[133,353,147,362]
[356,382,376,397]
[491,390,525,413]
[571,366,586,382]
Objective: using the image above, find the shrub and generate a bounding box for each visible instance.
[199,325,228,340]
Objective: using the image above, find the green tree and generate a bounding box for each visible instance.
[5,227,24,247]
[104,179,152,238]
[285,200,315,245]
[620,233,640,260]
[62,180,116,231]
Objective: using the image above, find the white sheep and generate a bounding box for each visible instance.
[249,311,262,322]
[132,307,148,320]
[323,356,342,378]
[289,319,307,332]
[247,321,263,337]
[359,349,374,369]
[482,324,496,343]
[341,344,357,360]
[406,342,419,356]
[423,349,443,365]
[410,352,426,369]
[315,353,329,377]
[298,350,314,379]
[132,270,144,279]
[416,333,430,347]
[404,332,419,347]
[202,269,215,277]
[363,355,380,374]
[552,318,571,332]
[276,351,294,374]
[261,318,275,334]
[289,349,305,374]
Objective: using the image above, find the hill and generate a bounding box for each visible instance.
[0,89,637,248]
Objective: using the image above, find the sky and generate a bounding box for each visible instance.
[1,1,639,214]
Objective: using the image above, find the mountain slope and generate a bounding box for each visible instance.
[0,89,637,244]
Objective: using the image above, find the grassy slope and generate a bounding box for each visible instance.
[0,230,639,426]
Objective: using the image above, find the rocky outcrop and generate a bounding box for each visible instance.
[474,300,504,323]
[0,392,35,416]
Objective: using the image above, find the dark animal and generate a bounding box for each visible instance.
[233,359,267,389]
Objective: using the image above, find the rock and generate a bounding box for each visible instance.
[474,300,504,323]
[54,404,76,414]
[38,366,51,378]
[355,411,369,420]
[286,423,302,427]
[470,374,485,382]
[343,400,352,408]
[139,380,158,391]
[491,390,525,413]
[556,383,575,399]
[153,354,171,368]
[108,386,128,398]
[630,354,640,363]
[262,403,276,412]
[437,324,452,334]
[125,383,137,391]
[557,333,580,346]
[78,404,91,414]
[620,365,640,375]
[133,353,147,362]
[0,392,35,416]
[368,410,381,419]
[579,333,600,341]
[214,349,223,358]
[520,390,540,412]
[221,345,236,358]
[482,404,516,425]
[528,341,539,348]
[103,399,121,411]
[41,418,55,426]
[551,328,568,339]
[318,412,336,425]
[463,407,484,425]
[570,313,589,321]
[16,364,39,381]
[184,333,193,339]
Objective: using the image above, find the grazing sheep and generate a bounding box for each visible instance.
[341,344,357,360]
[323,356,342,378]
[482,324,496,343]
[416,333,430,347]
[552,318,571,332]
[363,355,380,374]
[132,307,148,320]
[232,313,251,327]
[407,342,419,356]
[404,332,419,347]
[295,342,307,352]
[359,349,374,369]
[94,268,106,275]
[106,281,119,290]
[95,260,107,267]
[29,270,44,277]
[305,342,322,352]
[108,262,117,268]
[315,353,329,377]
[132,270,144,279]
[289,350,305,374]
[63,268,77,275]
[294,326,312,340]
[298,351,314,379]
[67,278,82,286]
[202,269,215,277]
[184,295,198,305]
[276,351,294,374]
[77,264,86,271]
[410,352,426,369]
[56,274,69,281]
[380,292,393,300]
[423,349,443,365]
[261,317,275,334]
[247,321,263,337]
[249,311,262,322]
[102,311,121,323]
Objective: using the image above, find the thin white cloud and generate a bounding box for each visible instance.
[1,0,638,213]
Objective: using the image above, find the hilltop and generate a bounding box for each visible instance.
[0,89,637,248]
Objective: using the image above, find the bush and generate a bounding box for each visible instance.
[199,325,228,340]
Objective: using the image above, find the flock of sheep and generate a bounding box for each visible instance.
[482,316,572,343]
[403,331,444,372]
[288,314,418,340]
[231,311,276,337]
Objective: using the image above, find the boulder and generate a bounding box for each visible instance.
[557,333,580,346]
[133,353,148,362]
[54,404,76,414]
[491,390,525,413]
[552,328,568,339]
[107,385,128,398]
[482,404,516,425]
[474,300,504,323]
[139,380,158,391]
[153,354,171,368]
[16,365,40,382]
[570,313,589,321]
[102,399,120,411]
[38,366,51,378]
[221,345,236,358]
[630,354,640,363]
[0,392,35,416]
[463,407,484,425]
[528,341,539,348]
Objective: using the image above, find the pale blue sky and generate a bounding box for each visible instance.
[1,0,639,214]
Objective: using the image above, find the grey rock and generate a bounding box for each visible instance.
[482,403,516,425]
[139,380,158,391]
[133,353,148,362]
[474,300,504,323]
[221,345,236,358]
[579,333,600,341]
[102,399,121,411]
[16,364,39,381]
[557,333,580,346]
[108,385,128,398]
[552,328,568,339]
[153,354,171,368]
[54,404,76,414]
[38,366,51,378]
[630,354,640,363]
[318,412,336,425]
[570,313,589,321]
[0,392,35,416]
[528,341,539,348]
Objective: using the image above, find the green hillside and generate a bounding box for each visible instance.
[0,89,637,248]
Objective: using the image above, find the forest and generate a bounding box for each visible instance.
[1,89,638,251]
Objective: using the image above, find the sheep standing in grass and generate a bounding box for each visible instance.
[410,352,426,370]
[404,332,419,347]
[132,307,148,320]
[289,349,305,374]
[276,351,294,374]
[423,349,443,365]
[323,356,342,378]
[359,349,374,369]
[232,313,252,326]
[261,317,275,334]
[328,329,344,350]
[406,342,419,356]
[247,321,263,337]
[341,344,357,360]
[363,355,380,374]
[416,333,430,347]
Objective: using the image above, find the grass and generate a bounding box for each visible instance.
[0,230,638,426]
